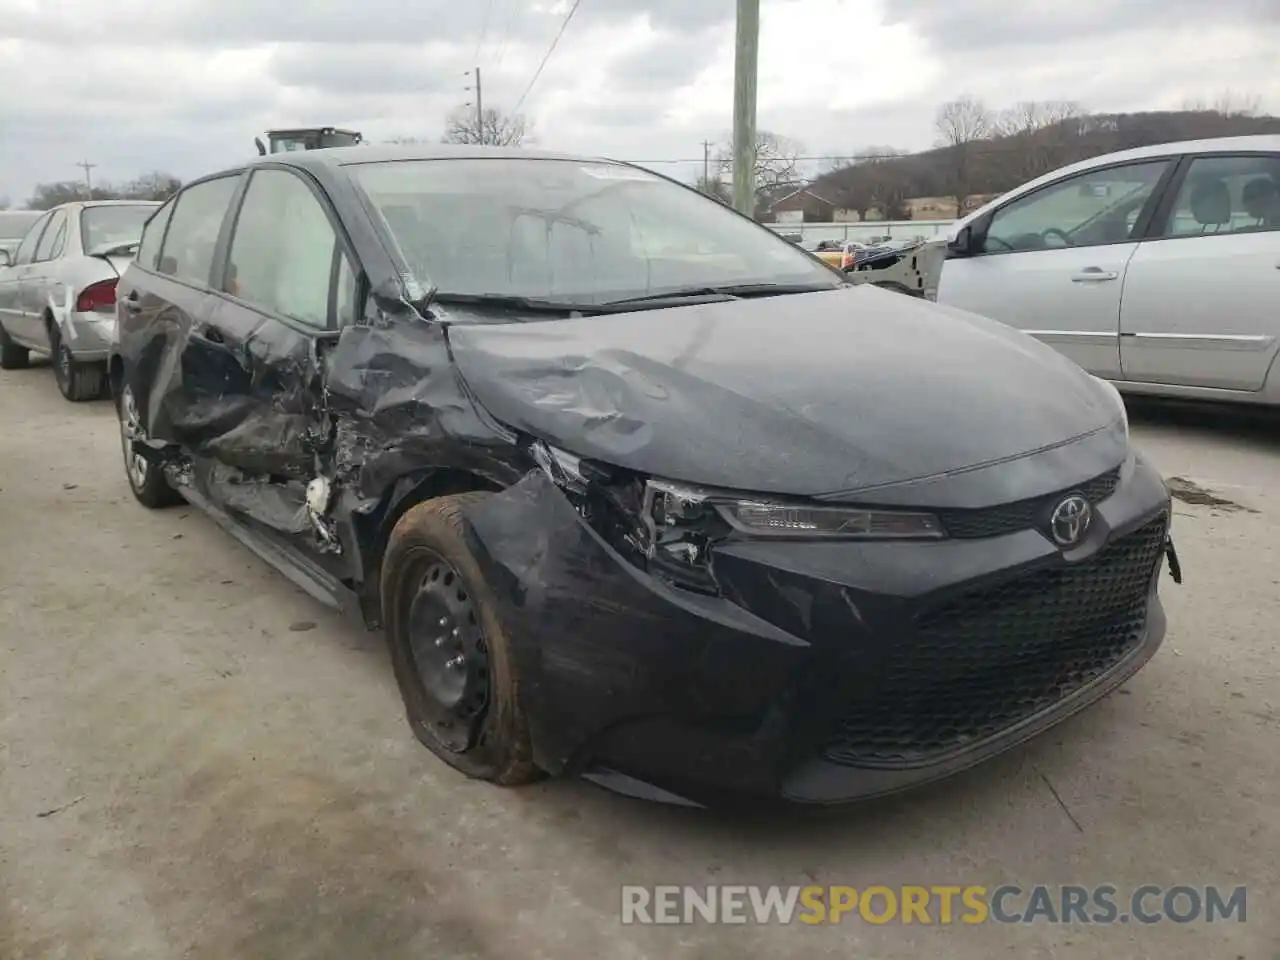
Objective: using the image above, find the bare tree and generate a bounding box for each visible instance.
[935,96,993,212]
[695,175,731,204]
[824,147,910,221]
[715,131,805,201]
[1181,90,1261,118]
[119,171,182,201]
[992,100,1086,180]
[442,105,532,146]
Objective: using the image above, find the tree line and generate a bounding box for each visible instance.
[3,171,183,212]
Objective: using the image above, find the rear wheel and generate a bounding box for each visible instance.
[0,323,29,370]
[49,325,106,401]
[117,384,183,508]
[381,492,539,786]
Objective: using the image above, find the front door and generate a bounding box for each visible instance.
[938,158,1174,379]
[197,164,359,546]
[1119,152,1280,391]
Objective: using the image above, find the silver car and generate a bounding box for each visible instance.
[0,200,160,401]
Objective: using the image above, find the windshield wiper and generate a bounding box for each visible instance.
[430,292,598,314]
[601,282,840,307]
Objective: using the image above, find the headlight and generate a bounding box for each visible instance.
[532,440,945,593]
[1093,375,1128,437]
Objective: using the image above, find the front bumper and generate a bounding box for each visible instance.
[459,451,1175,807]
[62,311,114,362]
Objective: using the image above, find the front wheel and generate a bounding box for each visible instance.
[117,384,183,508]
[0,323,29,369]
[381,492,539,786]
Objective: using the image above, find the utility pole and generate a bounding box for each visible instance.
[731,0,759,217]
[702,140,713,190]
[75,160,97,198]
[465,67,485,143]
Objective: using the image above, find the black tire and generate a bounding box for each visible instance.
[0,323,29,370]
[49,324,106,402]
[116,383,183,508]
[381,492,539,786]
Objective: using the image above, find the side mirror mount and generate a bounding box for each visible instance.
[0,249,11,268]
[947,225,974,258]
[254,137,267,157]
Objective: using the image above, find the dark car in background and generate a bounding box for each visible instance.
[110,146,1179,807]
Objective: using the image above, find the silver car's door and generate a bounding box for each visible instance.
[19,208,68,349]
[0,211,52,345]
[1119,152,1280,391]
[936,158,1175,380]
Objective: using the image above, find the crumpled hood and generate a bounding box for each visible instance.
[447,286,1121,497]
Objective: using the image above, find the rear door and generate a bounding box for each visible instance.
[115,174,243,445]
[199,164,360,539]
[1119,152,1280,391]
[19,207,69,348]
[937,158,1174,379]
[0,211,51,345]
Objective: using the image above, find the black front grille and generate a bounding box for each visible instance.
[822,514,1168,769]
[936,466,1121,539]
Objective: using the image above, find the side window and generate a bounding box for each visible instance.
[224,169,346,329]
[12,214,51,266]
[1159,154,1280,238]
[33,210,67,262]
[984,160,1170,254]
[158,175,239,284]
[135,199,176,271]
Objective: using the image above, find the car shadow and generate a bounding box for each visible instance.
[1125,395,1280,450]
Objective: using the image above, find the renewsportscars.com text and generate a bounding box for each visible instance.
[620,884,1247,926]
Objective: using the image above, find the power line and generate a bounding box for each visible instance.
[492,0,519,70]
[512,0,583,115]
[471,0,496,64]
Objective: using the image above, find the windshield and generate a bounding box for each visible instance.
[81,205,156,253]
[0,211,41,242]
[348,158,840,305]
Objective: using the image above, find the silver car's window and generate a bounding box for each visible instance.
[81,205,157,254]
[136,200,176,272]
[158,176,239,285]
[11,213,51,266]
[33,210,67,262]
[1159,154,1280,238]
[224,168,345,330]
[984,160,1170,254]
[349,158,838,305]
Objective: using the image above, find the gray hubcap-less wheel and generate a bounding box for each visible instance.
[119,386,149,489]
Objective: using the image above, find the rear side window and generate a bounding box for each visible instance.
[1159,154,1280,238]
[224,168,349,329]
[158,176,239,284]
[33,210,67,262]
[136,200,175,272]
[81,204,157,254]
[12,213,51,265]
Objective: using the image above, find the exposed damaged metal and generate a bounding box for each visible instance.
[110,145,1181,808]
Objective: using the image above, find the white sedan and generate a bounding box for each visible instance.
[937,135,1280,406]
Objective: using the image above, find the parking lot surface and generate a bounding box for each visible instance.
[1,367,1277,959]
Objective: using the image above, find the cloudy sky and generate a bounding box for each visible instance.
[1,0,1278,205]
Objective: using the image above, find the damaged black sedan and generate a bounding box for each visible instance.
[110,146,1180,807]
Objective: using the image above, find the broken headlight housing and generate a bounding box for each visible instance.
[532,440,945,594]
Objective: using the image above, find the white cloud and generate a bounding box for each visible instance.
[0,0,1277,205]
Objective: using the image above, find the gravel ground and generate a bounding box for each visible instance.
[1,365,1277,960]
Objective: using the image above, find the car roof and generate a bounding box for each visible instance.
[957,134,1280,229]
[248,143,621,173]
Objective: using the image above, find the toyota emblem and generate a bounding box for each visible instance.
[1050,494,1092,547]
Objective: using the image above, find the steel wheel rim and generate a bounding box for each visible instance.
[119,387,149,489]
[405,552,492,753]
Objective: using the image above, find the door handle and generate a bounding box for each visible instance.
[1071,268,1118,282]
[121,290,142,312]
[198,326,225,344]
